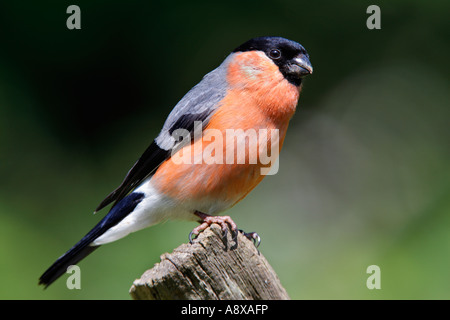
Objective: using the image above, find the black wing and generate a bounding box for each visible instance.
[94,141,170,212]
[95,109,214,213]
[95,58,229,212]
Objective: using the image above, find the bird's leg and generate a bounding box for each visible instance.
[238,230,261,248]
[189,211,237,243]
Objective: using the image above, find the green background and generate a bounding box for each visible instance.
[0,0,449,299]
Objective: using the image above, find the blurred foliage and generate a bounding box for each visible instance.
[0,0,448,299]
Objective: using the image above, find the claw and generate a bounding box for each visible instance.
[188,230,197,244]
[232,228,239,243]
[239,230,261,248]
[222,226,228,240]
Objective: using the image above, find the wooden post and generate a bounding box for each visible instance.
[129,224,290,300]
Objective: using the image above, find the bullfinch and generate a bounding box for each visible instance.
[39,36,313,287]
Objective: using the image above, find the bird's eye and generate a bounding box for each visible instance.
[269,49,281,59]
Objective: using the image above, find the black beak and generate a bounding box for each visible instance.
[292,55,313,77]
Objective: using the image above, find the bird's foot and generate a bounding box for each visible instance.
[238,230,261,248]
[188,212,261,248]
[189,212,237,244]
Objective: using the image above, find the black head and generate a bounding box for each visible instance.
[233,36,313,86]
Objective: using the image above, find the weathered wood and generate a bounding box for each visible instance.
[129,224,290,300]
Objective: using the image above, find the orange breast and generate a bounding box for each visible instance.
[151,51,300,211]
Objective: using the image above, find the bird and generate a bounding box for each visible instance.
[38,36,313,288]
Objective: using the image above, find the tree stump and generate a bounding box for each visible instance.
[129,224,289,300]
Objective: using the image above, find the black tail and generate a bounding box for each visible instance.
[39,192,146,288]
[38,232,101,288]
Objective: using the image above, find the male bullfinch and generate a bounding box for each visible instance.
[39,36,313,287]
